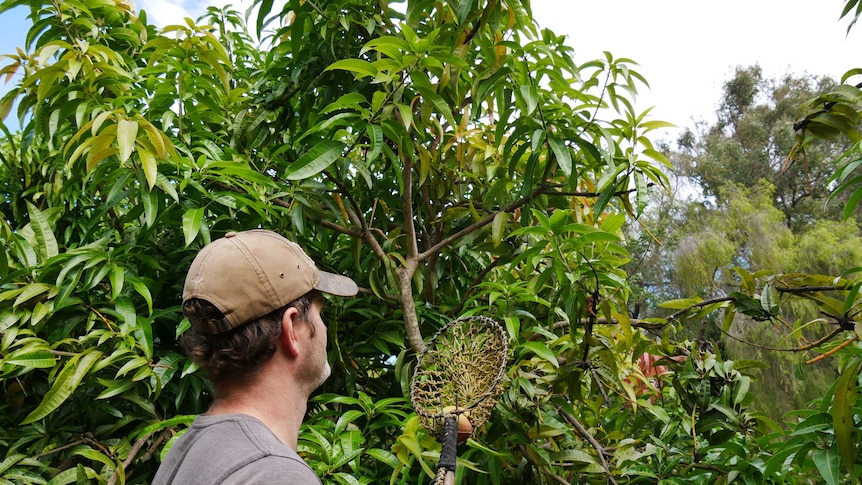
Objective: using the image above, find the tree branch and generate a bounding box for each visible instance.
[396,154,427,353]
[526,318,668,341]
[774,284,853,294]
[107,431,155,485]
[806,335,859,364]
[402,158,419,260]
[419,183,549,261]
[33,440,86,460]
[555,404,619,485]
[517,445,570,485]
[319,219,362,238]
[667,296,735,321]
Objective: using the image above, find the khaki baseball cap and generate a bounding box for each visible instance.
[182,230,358,333]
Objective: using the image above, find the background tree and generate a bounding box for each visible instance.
[676,65,852,230]
[626,66,862,422]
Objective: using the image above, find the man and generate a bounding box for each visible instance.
[154,229,358,484]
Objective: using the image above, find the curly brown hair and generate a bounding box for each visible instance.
[181,291,318,383]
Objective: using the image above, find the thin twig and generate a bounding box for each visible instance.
[589,365,611,408]
[33,440,86,460]
[139,431,167,463]
[452,255,511,314]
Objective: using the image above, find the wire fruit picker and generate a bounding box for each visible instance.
[410,316,509,485]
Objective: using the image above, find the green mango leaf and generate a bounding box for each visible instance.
[138,145,158,190]
[491,211,507,247]
[733,267,756,294]
[548,448,597,464]
[22,349,103,424]
[364,448,399,469]
[96,378,136,400]
[13,282,53,308]
[4,350,56,368]
[760,284,779,313]
[0,454,26,474]
[324,59,378,79]
[547,136,572,177]
[833,357,861,470]
[134,414,196,440]
[733,375,751,405]
[26,201,58,260]
[658,297,703,310]
[284,141,345,181]
[416,86,456,129]
[322,93,368,115]
[109,265,124,301]
[116,118,137,163]
[115,356,149,378]
[360,36,410,59]
[519,84,537,115]
[114,295,136,332]
[182,207,204,247]
[791,412,833,436]
[812,448,841,485]
[86,131,118,172]
[521,341,559,368]
[255,0,274,35]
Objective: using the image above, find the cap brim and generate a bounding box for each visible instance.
[315,271,359,297]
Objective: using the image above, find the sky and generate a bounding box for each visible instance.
[1,0,860,140]
[530,0,861,141]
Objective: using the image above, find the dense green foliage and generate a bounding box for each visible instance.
[1,0,861,484]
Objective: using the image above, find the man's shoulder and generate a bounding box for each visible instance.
[153,414,318,484]
[224,454,321,483]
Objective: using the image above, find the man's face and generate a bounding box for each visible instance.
[300,298,331,391]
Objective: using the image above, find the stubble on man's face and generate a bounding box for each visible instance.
[298,300,330,392]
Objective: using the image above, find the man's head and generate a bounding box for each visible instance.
[180,230,357,385]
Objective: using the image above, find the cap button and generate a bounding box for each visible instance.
[225,231,238,238]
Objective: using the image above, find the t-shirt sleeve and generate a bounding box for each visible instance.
[223,454,322,484]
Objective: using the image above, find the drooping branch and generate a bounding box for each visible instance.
[720,326,845,353]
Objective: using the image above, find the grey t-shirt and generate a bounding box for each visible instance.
[153,414,321,484]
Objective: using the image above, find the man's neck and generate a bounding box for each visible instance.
[206,371,308,450]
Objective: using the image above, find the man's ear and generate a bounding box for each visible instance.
[281,306,301,357]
